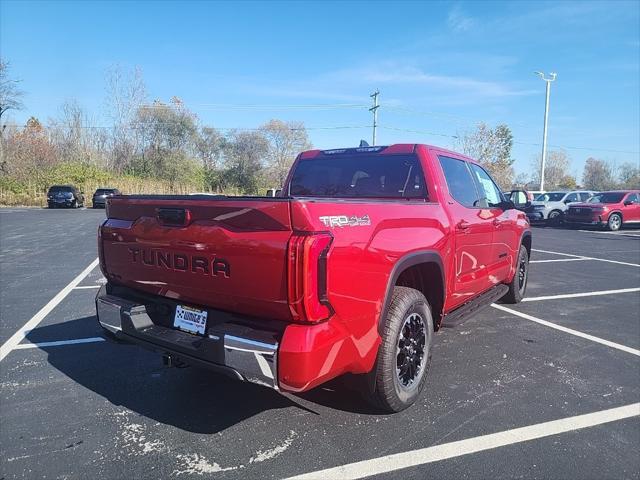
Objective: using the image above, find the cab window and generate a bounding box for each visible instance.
[438,156,479,207]
[468,163,503,207]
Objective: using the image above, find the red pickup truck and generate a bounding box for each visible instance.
[96,144,531,412]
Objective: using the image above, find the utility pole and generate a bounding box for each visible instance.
[535,71,557,192]
[369,90,380,146]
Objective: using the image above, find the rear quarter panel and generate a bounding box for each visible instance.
[281,147,451,384]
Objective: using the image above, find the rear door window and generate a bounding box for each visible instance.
[437,156,480,208]
[564,193,579,203]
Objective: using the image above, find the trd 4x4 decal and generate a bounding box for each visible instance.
[319,215,371,228]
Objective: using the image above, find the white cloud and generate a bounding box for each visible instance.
[447,5,475,33]
[324,64,537,99]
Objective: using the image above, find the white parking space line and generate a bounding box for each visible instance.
[286,403,640,480]
[0,258,99,362]
[523,288,640,302]
[532,248,640,268]
[491,304,640,357]
[73,285,101,290]
[14,337,105,349]
[530,258,589,264]
[578,229,640,238]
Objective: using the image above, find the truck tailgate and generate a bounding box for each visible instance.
[100,196,293,320]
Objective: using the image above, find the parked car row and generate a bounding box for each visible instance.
[46,185,120,209]
[524,189,640,231]
[526,190,596,225]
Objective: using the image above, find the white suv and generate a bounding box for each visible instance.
[527,191,596,225]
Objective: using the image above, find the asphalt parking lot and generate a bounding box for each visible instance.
[1,208,639,480]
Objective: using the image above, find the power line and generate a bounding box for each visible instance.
[140,102,368,111]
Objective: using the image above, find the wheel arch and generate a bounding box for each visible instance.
[608,210,623,221]
[521,230,532,259]
[378,251,445,335]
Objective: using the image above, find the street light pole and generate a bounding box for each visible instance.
[535,71,557,193]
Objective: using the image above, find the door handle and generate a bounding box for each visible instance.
[456,220,471,231]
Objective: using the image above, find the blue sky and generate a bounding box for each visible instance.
[1,0,639,179]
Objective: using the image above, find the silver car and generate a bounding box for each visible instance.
[527,191,596,225]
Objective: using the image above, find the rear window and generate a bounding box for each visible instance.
[289,154,427,199]
[535,192,566,202]
[48,186,73,193]
[96,189,117,194]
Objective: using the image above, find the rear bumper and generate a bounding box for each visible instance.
[95,286,279,389]
[48,200,74,207]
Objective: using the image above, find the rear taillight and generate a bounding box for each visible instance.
[287,232,333,323]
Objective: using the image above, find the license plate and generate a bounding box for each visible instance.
[173,304,208,335]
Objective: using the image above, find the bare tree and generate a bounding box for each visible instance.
[618,162,640,189]
[530,150,574,190]
[48,100,95,163]
[456,123,514,189]
[583,157,615,190]
[260,119,312,187]
[104,64,147,172]
[0,60,24,121]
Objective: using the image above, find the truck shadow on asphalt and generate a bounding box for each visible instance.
[27,316,381,433]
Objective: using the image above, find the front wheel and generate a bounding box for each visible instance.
[607,213,622,231]
[547,210,562,226]
[501,245,529,304]
[369,286,434,413]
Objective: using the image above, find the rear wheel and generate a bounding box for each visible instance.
[501,245,529,304]
[369,286,433,412]
[607,213,622,231]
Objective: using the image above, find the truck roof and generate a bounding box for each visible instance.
[300,144,480,164]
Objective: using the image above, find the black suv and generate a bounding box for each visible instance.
[92,188,121,208]
[47,185,85,208]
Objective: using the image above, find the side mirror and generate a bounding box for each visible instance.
[508,190,530,210]
[624,200,634,206]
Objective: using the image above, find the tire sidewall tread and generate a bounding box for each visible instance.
[373,286,434,412]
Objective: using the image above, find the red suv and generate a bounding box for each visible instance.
[565,190,640,231]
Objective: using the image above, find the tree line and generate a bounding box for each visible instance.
[0,63,310,197]
[455,122,639,191]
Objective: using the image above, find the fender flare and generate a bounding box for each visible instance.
[520,230,532,252]
[377,250,445,335]
[607,210,623,221]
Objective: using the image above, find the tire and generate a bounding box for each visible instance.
[71,200,78,209]
[547,210,562,226]
[501,245,529,304]
[607,213,622,231]
[369,286,434,413]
